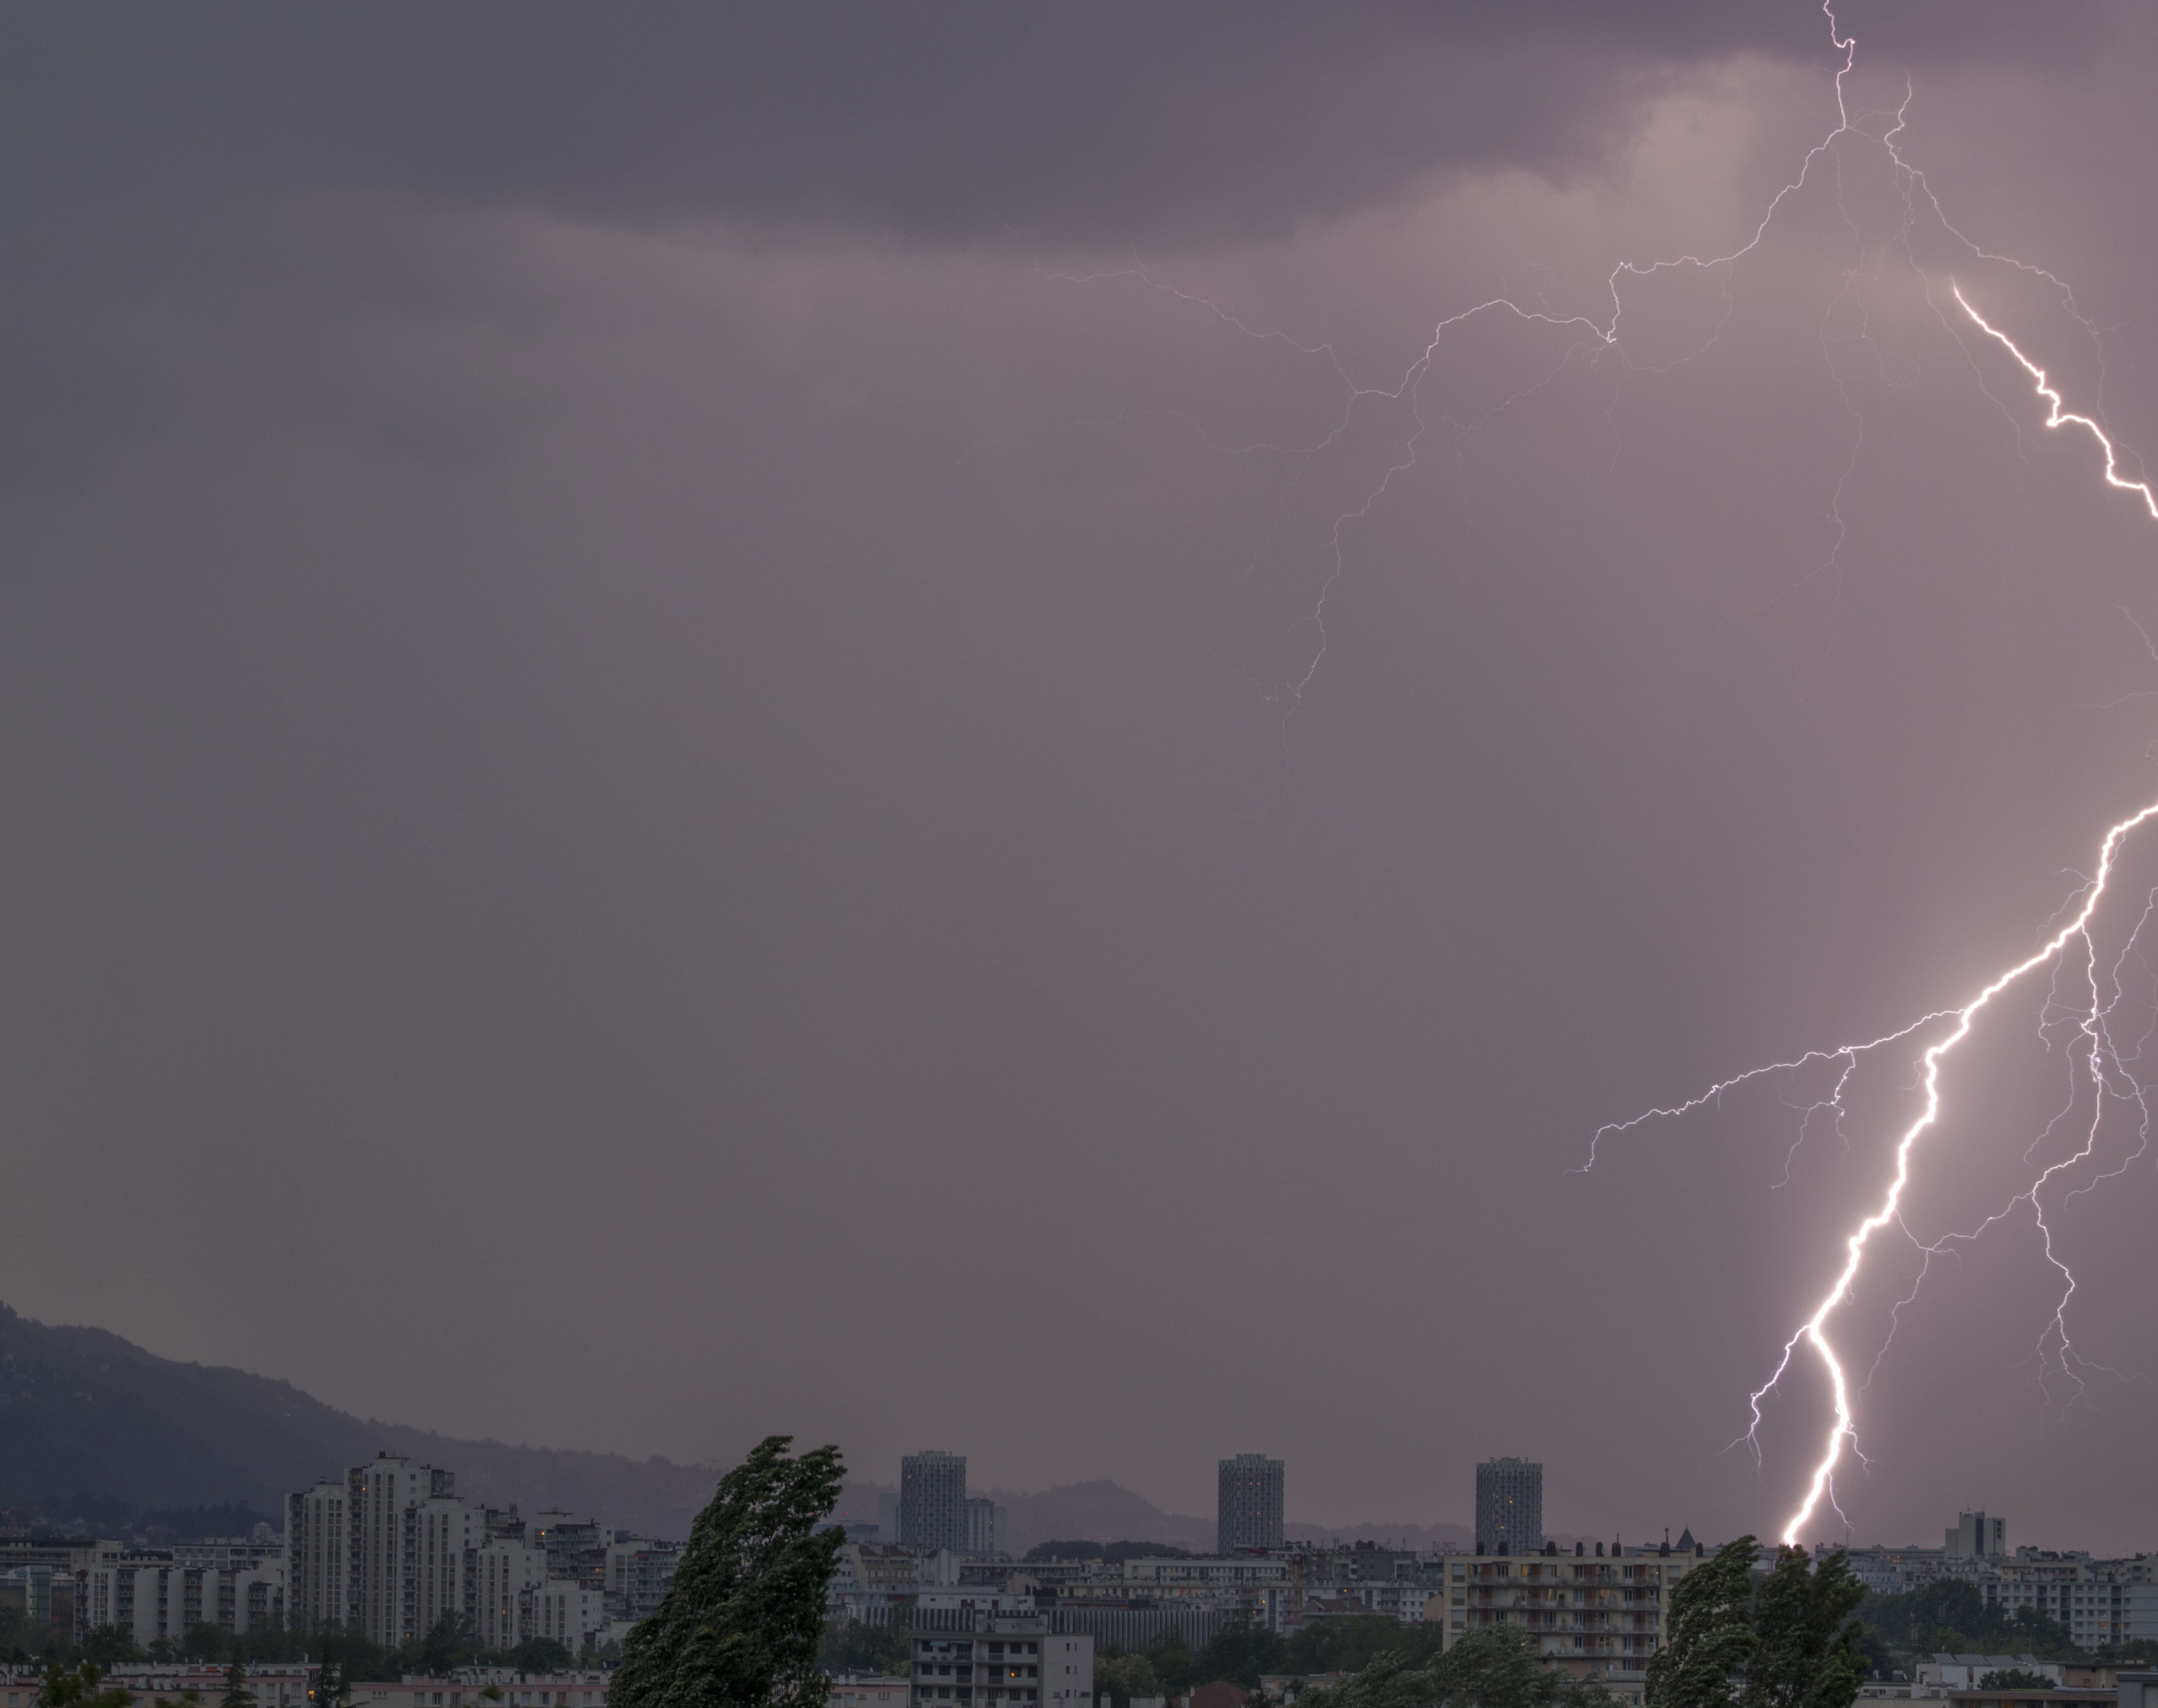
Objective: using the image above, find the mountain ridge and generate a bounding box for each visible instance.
[0,1304,1473,1551]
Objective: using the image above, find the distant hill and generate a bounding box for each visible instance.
[0,1303,721,1538]
[0,1304,1477,1553]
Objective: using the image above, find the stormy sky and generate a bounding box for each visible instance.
[6,1,2158,1553]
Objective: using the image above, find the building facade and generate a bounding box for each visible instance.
[909,1617,1091,1708]
[350,1456,459,1647]
[77,1556,285,1651]
[1217,1455,1285,1554]
[1435,1543,1698,1680]
[288,1479,352,1632]
[1474,1459,1543,1555]
[964,1500,1007,1558]
[901,1453,969,1553]
[1949,1514,2009,1560]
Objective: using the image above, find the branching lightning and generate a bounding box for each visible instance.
[1019,0,2158,1541]
[1592,43,2158,1542]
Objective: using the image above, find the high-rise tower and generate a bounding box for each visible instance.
[1217,1453,1285,1553]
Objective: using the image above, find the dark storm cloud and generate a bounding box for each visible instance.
[0,3,2111,244]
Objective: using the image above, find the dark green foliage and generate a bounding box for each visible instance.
[183,1626,237,1665]
[1856,1585,2077,1664]
[221,1645,258,1708]
[1191,1620,1286,1688]
[1183,1614,1454,1689]
[1647,1539,1759,1708]
[1293,1625,1614,1708]
[80,1629,146,1668]
[1283,1618,1448,1678]
[1741,1550,1864,1708]
[35,1663,137,1708]
[817,1619,911,1676]
[1095,1653,1162,1706]
[1094,1638,1200,1705]
[512,1641,576,1673]
[1977,1673,2053,1691]
[613,1436,846,1708]
[1146,1634,1194,1699]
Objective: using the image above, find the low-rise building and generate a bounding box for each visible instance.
[1,1665,313,1708]
[830,1676,912,1708]
[349,1672,610,1708]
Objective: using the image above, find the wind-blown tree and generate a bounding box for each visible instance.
[1741,1550,1864,1708]
[614,1436,847,1708]
[1646,1538,1760,1708]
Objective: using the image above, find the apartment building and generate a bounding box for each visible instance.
[77,1554,286,1650]
[1435,1543,1701,1679]
[901,1453,969,1553]
[1218,1456,1285,1554]
[288,1479,352,1632]
[1474,1459,1543,1556]
[909,1616,1091,1708]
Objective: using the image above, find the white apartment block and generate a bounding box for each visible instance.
[78,1556,286,1651]
[1435,1546,1703,1680]
[1982,1553,2158,1648]
[528,1580,607,1654]
[288,1479,352,1632]
[290,1455,624,1657]
[351,1455,462,1647]
[472,1539,549,1652]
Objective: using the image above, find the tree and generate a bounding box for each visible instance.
[1977,1674,2053,1692]
[1279,1618,1445,1680]
[1095,1653,1162,1707]
[313,1639,353,1708]
[36,1662,137,1708]
[222,1644,259,1708]
[1647,1537,1759,1708]
[1741,1549,1864,1708]
[1293,1625,1612,1708]
[79,1629,146,1669]
[612,1436,846,1708]
[510,1640,574,1674]
[1192,1621,1286,1690]
[1145,1633,1195,1700]
[419,1614,469,1678]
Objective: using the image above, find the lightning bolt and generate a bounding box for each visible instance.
[1953,288,2158,519]
[1771,799,2158,1544]
[1015,0,2158,1541]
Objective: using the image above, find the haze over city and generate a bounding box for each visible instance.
[6,0,2158,1565]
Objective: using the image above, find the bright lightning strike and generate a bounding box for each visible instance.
[1770,799,2158,1544]
[1953,287,2158,519]
[1022,0,2158,1542]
